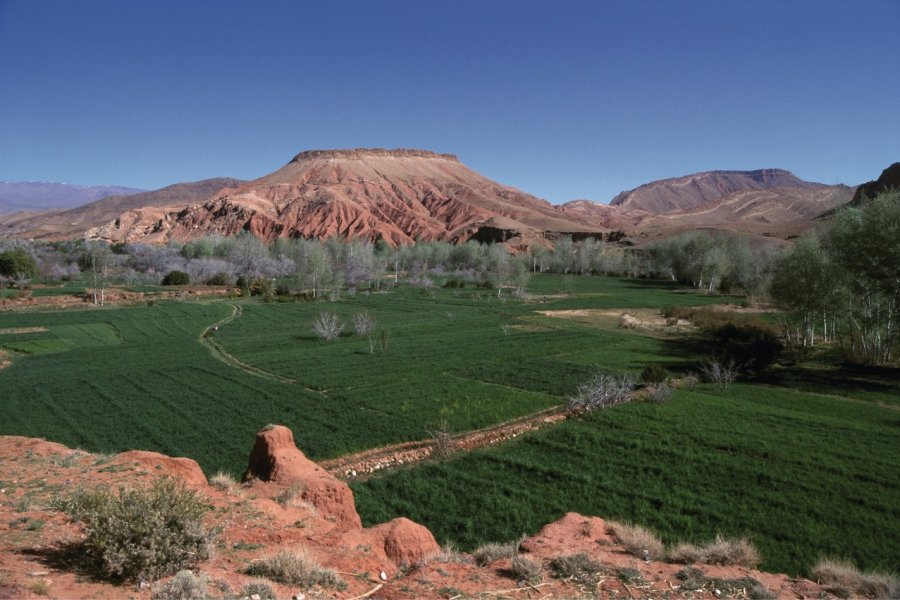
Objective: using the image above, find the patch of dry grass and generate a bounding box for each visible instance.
[244,549,345,590]
[209,471,238,495]
[606,520,664,561]
[473,539,521,567]
[668,535,760,567]
[811,558,899,599]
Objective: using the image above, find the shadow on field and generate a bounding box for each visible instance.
[756,363,900,401]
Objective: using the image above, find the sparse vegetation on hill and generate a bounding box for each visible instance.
[56,478,212,582]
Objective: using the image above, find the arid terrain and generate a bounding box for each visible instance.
[0,426,837,600]
[0,150,856,248]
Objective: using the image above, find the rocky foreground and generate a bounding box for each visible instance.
[0,426,838,599]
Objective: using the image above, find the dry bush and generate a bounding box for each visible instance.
[668,535,759,567]
[473,540,519,567]
[240,579,277,600]
[811,558,899,599]
[567,371,637,414]
[244,549,345,590]
[426,419,455,459]
[645,384,674,404]
[352,311,376,337]
[58,478,212,582]
[311,312,343,342]
[606,520,664,561]
[508,555,542,584]
[549,553,605,584]
[699,357,740,391]
[151,570,209,600]
[425,543,472,565]
[209,471,238,495]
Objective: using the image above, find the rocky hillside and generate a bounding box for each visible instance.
[0,182,143,215]
[83,149,602,248]
[0,178,244,240]
[0,152,860,247]
[607,169,814,215]
[0,425,842,599]
[849,162,900,206]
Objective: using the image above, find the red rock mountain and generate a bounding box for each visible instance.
[1,151,858,245]
[607,169,814,214]
[85,149,601,247]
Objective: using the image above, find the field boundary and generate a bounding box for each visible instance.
[322,405,567,480]
[199,303,298,384]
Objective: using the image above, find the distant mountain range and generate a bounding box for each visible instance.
[0,150,873,246]
[0,182,144,215]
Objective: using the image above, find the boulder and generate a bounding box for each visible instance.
[244,425,361,528]
[369,517,440,566]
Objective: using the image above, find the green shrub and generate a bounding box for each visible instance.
[161,271,190,286]
[641,363,669,384]
[0,247,38,279]
[58,478,212,582]
[204,273,231,286]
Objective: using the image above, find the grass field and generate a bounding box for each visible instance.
[352,381,900,576]
[0,274,897,577]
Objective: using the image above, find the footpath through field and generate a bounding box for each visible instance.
[321,406,567,480]
[198,303,298,384]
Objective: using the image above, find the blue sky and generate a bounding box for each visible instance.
[0,0,897,204]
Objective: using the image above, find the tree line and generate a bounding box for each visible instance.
[1,189,896,364]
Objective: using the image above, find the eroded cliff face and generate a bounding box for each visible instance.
[0,426,834,600]
[85,149,602,247]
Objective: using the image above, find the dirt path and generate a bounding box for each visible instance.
[321,406,567,480]
[199,303,298,384]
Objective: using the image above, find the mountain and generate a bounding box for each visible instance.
[848,162,900,206]
[0,182,144,215]
[607,169,813,214]
[0,178,244,240]
[83,149,602,247]
[0,155,858,246]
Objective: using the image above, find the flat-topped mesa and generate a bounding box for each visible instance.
[289,148,459,163]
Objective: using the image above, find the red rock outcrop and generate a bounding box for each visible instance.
[369,517,440,566]
[111,450,209,488]
[243,425,362,528]
[0,430,837,599]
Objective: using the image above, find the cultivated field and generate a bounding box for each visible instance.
[0,275,897,577]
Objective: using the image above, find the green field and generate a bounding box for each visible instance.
[0,275,897,576]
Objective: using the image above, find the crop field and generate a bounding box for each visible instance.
[353,381,900,576]
[0,276,719,472]
[0,274,897,577]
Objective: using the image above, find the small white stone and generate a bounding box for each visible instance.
[250,594,261,600]
[379,570,388,581]
[293,593,305,600]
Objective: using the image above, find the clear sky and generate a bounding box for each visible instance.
[0,0,897,204]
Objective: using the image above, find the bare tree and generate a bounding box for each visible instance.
[352,311,376,337]
[699,358,740,391]
[426,419,454,459]
[312,312,343,342]
[567,371,637,414]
